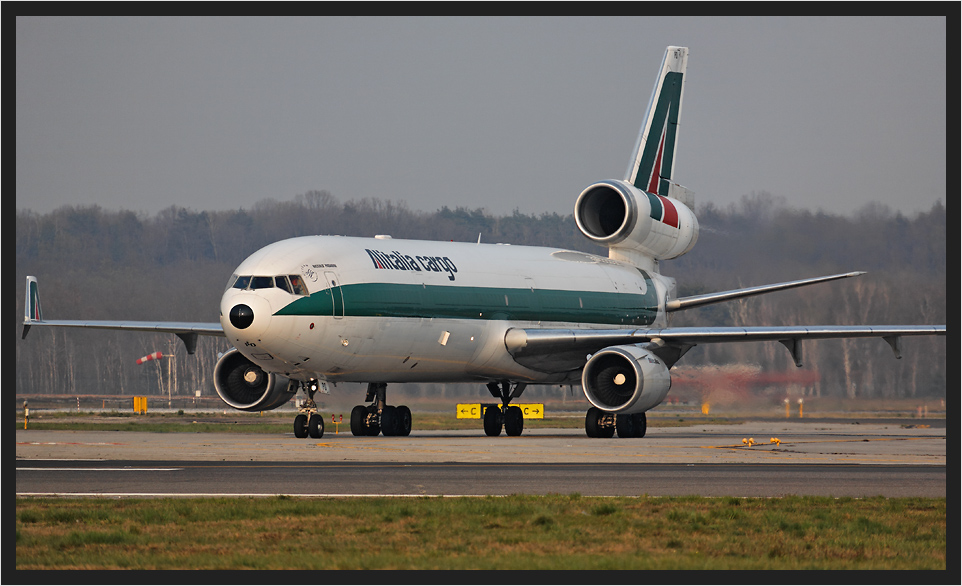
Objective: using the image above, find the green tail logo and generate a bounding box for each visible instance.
[626,47,688,198]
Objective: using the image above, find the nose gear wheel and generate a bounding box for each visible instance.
[292,380,326,439]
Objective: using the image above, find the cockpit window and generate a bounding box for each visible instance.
[289,275,309,296]
[229,274,309,295]
[250,276,274,289]
[275,275,293,294]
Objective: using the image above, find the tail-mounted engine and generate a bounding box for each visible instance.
[581,344,671,414]
[214,348,297,411]
[574,180,698,262]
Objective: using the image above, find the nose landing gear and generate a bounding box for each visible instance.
[293,379,325,439]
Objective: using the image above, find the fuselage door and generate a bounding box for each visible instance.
[325,271,345,319]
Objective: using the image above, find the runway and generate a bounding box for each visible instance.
[15,460,945,498]
[16,420,946,498]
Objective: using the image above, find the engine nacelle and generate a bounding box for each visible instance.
[214,348,297,412]
[581,345,671,414]
[574,180,698,261]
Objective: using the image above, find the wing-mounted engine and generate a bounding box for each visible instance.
[581,344,671,414]
[574,179,698,268]
[214,348,297,411]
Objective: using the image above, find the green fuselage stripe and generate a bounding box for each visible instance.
[274,282,658,326]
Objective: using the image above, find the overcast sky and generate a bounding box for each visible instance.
[16,16,947,219]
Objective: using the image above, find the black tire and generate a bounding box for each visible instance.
[308,413,325,438]
[397,405,412,436]
[483,405,502,436]
[365,413,381,436]
[504,405,524,437]
[632,412,647,438]
[615,413,634,438]
[585,407,614,438]
[294,413,309,438]
[381,405,398,436]
[350,405,366,436]
[585,407,602,438]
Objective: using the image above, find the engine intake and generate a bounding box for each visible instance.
[581,345,671,414]
[214,348,296,411]
[575,180,698,261]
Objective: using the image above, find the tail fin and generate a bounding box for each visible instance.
[625,46,688,197]
[22,276,42,339]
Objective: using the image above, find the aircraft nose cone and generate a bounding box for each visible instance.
[229,304,255,329]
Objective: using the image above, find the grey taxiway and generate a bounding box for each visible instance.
[16,419,945,498]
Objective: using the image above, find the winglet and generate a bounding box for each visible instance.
[22,276,43,339]
[625,46,689,196]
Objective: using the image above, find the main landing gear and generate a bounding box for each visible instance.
[584,407,647,438]
[482,381,528,437]
[294,380,325,439]
[350,383,412,437]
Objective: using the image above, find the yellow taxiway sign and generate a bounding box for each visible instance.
[456,403,544,419]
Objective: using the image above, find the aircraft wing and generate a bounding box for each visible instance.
[22,276,223,355]
[504,325,946,372]
[21,318,224,355]
[665,271,866,312]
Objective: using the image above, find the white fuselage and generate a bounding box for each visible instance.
[219,235,673,385]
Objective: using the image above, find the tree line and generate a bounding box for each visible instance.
[15,191,945,403]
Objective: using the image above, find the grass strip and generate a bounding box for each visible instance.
[16,494,945,570]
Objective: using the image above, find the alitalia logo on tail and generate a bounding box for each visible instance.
[624,46,688,231]
[637,83,683,198]
[644,101,675,195]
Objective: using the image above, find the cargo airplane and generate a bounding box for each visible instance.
[22,47,945,439]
